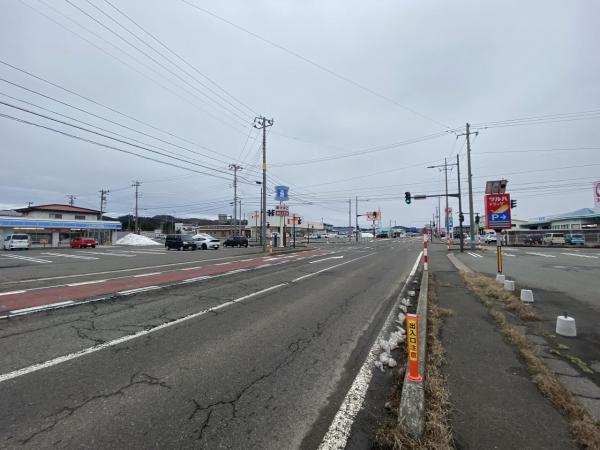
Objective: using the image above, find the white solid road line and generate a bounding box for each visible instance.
[117,286,161,295]
[308,256,344,264]
[467,252,483,258]
[9,301,75,316]
[0,290,27,296]
[4,254,52,264]
[504,253,516,257]
[526,252,556,258]
[318,250,423,450]
[66,280,107,287]
[561,252,598,259]
[133,272,163,278]
[291,253,374,283]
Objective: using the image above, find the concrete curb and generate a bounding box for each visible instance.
[447,253,473,273]
[398,268,428,437]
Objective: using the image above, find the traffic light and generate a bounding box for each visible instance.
[405,192,411,204]
[267,209,275,217]
[475,213,480,224]
[298,218,302,224]
[459,213,464,223]
[511,199,517,208]
[372,211,378,220]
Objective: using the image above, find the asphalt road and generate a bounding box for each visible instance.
[456,244,600,311]
[0,238,422,449]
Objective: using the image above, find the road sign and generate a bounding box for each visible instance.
[366,211,381,220]
[274,185,289,201]
[485,193,512,229]
[595,181,600,205]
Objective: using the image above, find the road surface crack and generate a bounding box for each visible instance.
[20,371,171,445]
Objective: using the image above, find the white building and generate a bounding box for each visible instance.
[0,204,122,247]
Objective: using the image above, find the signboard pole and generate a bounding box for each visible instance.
[496,232,503,274]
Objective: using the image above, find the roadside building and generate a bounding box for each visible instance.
[0,204,122,247]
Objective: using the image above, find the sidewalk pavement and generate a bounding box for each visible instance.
[429,243,577,449]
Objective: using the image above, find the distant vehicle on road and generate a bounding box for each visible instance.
[565,233,585,246]
[542,233,565,245]
[3,234,30,250]
[165,234,198,251]
[192,235,220,250]
[223,236,249,248]
[70,237,97,248]
[483,233,497,244]
[524,234,543,245]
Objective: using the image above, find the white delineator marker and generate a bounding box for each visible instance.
[423,230,429,271]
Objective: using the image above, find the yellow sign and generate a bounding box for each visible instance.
[407,315,418,362]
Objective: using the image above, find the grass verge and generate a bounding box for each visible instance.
[462,272,538,321]
[461,272,600,449]
[374,274,454,449]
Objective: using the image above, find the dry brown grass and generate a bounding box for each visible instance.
[374,275,454,449]
[465,275,600,448]
[462,272,539,321]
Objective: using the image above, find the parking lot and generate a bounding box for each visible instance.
[0,245,262,286]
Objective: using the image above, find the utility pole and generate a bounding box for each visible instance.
[229,164,242,237]
[238,199,242,237]
[99,189,109,221]
[457,123,478,249]
[456,154,464,252]
[428,161,455,239]
[66,194,77,206]
[355,196,359,242]
[348,199,352,241]
[132,181,141,234]
[253,116,273,253]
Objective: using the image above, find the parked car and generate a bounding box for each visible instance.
[523,234,543,245]
[3,234,30,250]
[222,236,249,248]
[565,233,585,246]
[483,233,497,244]
[70,237,97,248]
[192,234,220,250]
[542,233,565,245]
[165,234,198,251]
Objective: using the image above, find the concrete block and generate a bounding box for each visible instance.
[496,274,505,284]
[576,397,600,422]
[503,280,515,291]
[556,315,577,337]
[542,358,580,376]
[558,375,600,398]
[520,289,534,303]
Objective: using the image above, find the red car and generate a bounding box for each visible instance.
[70,237,97,248]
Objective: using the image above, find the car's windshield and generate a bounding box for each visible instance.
[12,234,29,240]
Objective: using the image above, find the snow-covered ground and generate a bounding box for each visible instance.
[116,233,161,246]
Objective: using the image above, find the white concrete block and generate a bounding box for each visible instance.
[496,274,505,284]
[556,315,577,337]
[503,280,515,291]
[520,289,534,303]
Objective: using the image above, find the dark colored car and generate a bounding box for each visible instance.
[165,234,197,251]
[222,236,249,248]
[523,235,543,245]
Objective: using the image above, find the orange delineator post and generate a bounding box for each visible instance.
[406,313,422,382]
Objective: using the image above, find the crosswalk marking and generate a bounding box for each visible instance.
[41,252,99,260]
[75,251,135,257]
[467,252,483,258]
[4,254,52,264]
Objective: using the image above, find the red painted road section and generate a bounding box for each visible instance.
[0,251,324,315]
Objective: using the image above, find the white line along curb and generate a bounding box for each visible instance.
[318,251,422,449]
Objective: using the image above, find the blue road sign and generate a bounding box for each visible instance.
[274,185,289,201]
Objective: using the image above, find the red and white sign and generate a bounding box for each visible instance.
[275,204,289,217]
[287,216,301,225]
[594,181,600,205]
[485,193,511,230]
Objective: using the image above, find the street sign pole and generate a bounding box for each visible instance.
[496,234,503,274]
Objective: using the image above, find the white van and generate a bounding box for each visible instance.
[543,233,565,245]
[3,234,31,250]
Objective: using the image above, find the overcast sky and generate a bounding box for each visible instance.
[1,0,599,228]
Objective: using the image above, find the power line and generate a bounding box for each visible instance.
[64,0,252,126]
[180,0,454,131]
[19,0,250,136]
[102,0,257,117]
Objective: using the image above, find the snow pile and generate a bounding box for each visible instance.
[116,233,161,246]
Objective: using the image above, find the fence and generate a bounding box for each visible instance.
[504,230,600,247]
